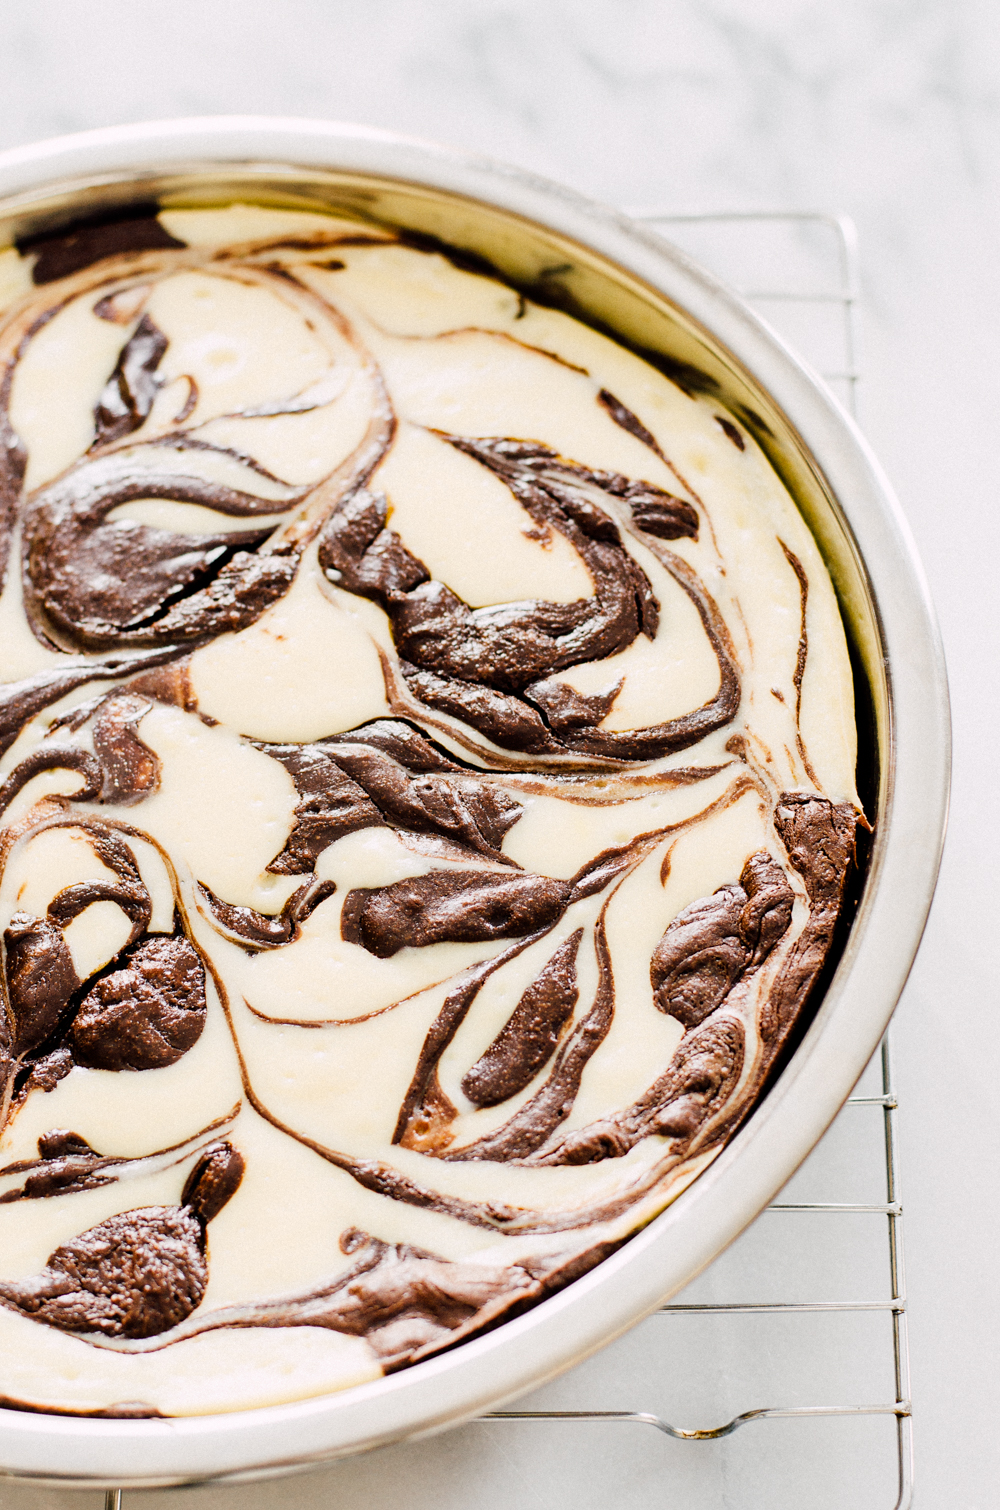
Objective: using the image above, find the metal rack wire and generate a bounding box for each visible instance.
[98,214,911,1510]
[486,1036,910,1509]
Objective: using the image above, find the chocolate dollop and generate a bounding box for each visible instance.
[341,870,572,958]
[69,935,207,1072]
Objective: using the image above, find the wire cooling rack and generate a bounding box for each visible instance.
[87,214,910,1510]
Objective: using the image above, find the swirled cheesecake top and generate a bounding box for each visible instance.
[0,204,859,1417]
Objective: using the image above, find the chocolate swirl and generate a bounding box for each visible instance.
[92,313,169,447]
[341,869,572,959]
[319,439,740,761]
[198,876,337,951]
[257,720,523,875]
[1,245,394,674]
[461,930,582,1107]
[0,818,210,1115]
[23,440,301,651]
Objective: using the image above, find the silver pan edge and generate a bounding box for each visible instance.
[0,116,950,1489]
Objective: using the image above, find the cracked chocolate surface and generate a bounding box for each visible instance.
[0,203,863,1418]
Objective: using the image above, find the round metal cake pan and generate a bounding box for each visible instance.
[0,117,950,1489]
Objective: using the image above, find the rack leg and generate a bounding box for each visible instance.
[104,1491,122,1510]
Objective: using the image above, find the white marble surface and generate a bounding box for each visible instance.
[0,3,996,1505]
